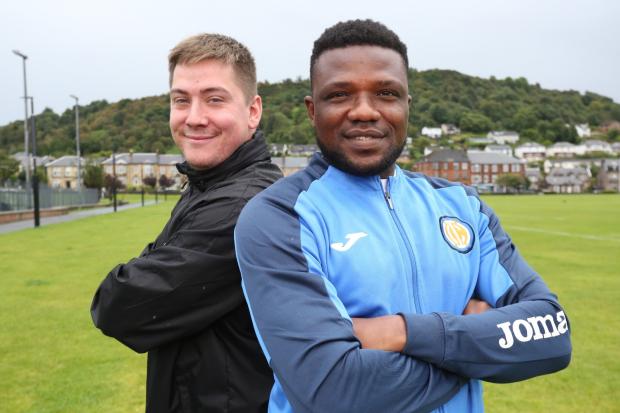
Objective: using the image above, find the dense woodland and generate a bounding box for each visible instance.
[1,69,620,159]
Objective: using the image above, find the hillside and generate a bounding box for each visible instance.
[1,69,619,157]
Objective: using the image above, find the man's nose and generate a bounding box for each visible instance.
[347,95,380,122]
[185,101,208,127]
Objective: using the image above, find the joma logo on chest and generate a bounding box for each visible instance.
[497,311,568,349]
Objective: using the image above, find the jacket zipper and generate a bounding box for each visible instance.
[382,178,422,314]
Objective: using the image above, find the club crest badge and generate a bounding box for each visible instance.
[439,216,474,253]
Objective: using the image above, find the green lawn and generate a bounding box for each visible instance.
[0,194,618,412]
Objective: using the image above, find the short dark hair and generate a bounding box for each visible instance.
[310,19,409,83]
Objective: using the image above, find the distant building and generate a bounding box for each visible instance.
[269,144,288,156]
[487,131,519,145]
[423,145,448,156]
[413,149,470,184]
[46,155,85,189]
[597,159,620,192]
[468,136,495,146]
[612,142,620,154]
[601,121,620,133]
[525,167,542,191]
[101,152,185,189]
[271,156,309,176]
[287,144,319,157]
[575,123,591,138]
[545,167,590,193]
[546,142,583,158]
[467,151,525,191]
[543,157,606,174]
[441,124,460,136]
[515,142,546,162]
[484,144,512,157]
[583,139,613,155]
[12,152,55,174]
[421,127,442,139]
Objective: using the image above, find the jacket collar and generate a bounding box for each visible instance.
[176,130,270,191]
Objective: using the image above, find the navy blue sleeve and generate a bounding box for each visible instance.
[401,198,571,383]
[235,189,465,413]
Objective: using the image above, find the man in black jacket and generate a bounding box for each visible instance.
[91,33,281,413]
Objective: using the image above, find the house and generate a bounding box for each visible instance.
[441,124,460,136]
[271,156,309,176]
[543,158,605,174]
[287,144,319,157]
[484,144,512,157]
[515,142,546,162]
[45,156,85,189]
[12,152,55,173]
[601,121,620,133]
[597,159,620,192]
[269,144,288,156]
[413,149,470,184]
[525,167,542,191]
[612,142,620,154]
[423,145,448,156]
[575,123,591,138]
[468,136,495,146]
[546,142,584,158]
[421,127,442,139]
[487,131,519,145]
[101,152,185,189]
[545,167,590,193]
[583,139,613,155]
[467,151,525,191]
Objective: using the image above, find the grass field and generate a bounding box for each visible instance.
[0,194,618,412]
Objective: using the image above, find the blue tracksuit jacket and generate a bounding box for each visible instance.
[235,154,571,413]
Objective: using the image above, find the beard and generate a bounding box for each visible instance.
[316,138,405,177]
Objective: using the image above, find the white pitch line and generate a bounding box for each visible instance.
[505,225,620,243]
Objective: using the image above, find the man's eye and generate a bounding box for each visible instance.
[327,91,348,100]
[207,97,224,104]
[378,90,398,97]
[173,97,189,104]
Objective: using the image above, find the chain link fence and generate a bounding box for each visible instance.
[0,187,100,211]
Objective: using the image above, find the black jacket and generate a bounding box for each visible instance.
[91,131,281,413]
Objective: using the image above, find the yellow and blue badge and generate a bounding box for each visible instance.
[439,216,474,253]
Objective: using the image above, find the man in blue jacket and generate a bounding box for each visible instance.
[235,19,571,413]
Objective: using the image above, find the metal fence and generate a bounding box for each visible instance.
[0,187,100,211]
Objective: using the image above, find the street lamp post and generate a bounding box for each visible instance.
[12,49,31,192]
[27,96,40,227]
[69,95,81,194]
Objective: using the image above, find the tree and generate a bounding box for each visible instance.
[143,176,157,188]
[0,152,20,183]
[158,174,174,189]
[84,164,104,189]
[496,173,529,193]
[104,174,125,198]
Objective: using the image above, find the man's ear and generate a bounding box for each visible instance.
[408,95,412,105]
[304,96,315,127]
[248,95,263,130]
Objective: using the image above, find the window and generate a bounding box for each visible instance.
[472,175,481,184]
[443,163,449,170]
[503,164,509,172]
[65,167,73,177]
[491,164,498,173]
[453,162,460,171]
[483,165,489,173]
[472,164,480,172]
[432,162,439,170]
[511,164,520,173]
[53,168,62,177]
[462,162,469,170]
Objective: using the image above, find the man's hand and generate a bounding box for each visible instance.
[463,298,491,315]
[351,315,406,352]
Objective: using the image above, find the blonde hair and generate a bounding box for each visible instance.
[168,33,257,100]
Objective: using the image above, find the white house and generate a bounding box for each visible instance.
[545,167,591,193]
[546,142,585,158]
[575,123,591,138]
[421,127,442,139]
[583,139,613,154]
[515,142,547,162]
[441,124,460,135]
[487,131,519,145]
[484,144,513,157]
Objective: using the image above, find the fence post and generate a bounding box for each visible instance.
[141,188,145,206]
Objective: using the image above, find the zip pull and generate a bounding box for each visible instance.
[382,179,394,210]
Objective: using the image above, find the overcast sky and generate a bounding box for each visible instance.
[2,0,619,127]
